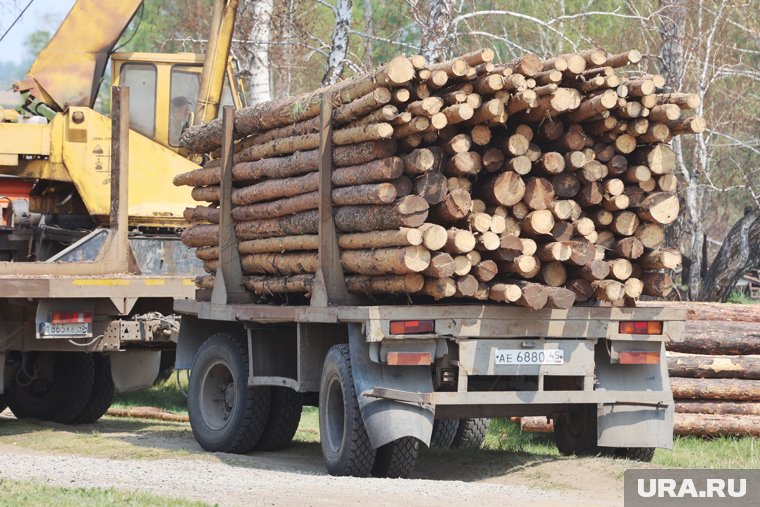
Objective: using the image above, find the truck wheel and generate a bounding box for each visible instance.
[72,354,114,424]
[430,418,459,448]
[554,404,599,456]
[613,447,655,462]
[372,437,420,478]
[255,387,302,451]
[0,394,7,413]
[188,333,271,453]
[451,418,489,449]
[6,352,95,424]
[319,344,375,477]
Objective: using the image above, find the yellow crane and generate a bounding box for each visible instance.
[0,0,241,232]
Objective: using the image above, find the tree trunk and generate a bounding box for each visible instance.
[322,0,353,85]
[419,0,455,63]
[699,208,760,302]
[248,0,273,104]
[675,401,760,416]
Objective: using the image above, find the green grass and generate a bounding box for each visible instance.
[727,290,756,304]
[0,479,209,507]
[485,419,760,469]
[112,373,189,416]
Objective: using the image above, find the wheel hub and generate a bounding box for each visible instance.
[200,360,236,431]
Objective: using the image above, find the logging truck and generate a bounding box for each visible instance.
[174,96,688,477]
[0,0,238,421]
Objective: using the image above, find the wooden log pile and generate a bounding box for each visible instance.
[175,48,704,308]
[666,303,760,438]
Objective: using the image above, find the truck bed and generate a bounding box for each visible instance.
[0,274,196,298]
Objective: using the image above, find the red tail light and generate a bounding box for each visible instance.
[619,351,661,364]
[619,321,663,335]
[389,320,434,335]
[50,312,92,324]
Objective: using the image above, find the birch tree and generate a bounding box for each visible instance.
[248,0,273,104]
[419,0,455,63]
[322,0,353,85]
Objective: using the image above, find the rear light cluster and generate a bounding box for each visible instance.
[619,351,660,364]
[389,320,434,335]
[49,312,93,324]
[618,320,663,335]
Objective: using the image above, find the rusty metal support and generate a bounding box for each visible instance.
[211,105,251,305]
[311,95,356,307]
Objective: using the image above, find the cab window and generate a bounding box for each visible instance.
[169,66,201,147]
[120,63,156,138]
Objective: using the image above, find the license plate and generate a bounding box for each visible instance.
[494,348,564,365]
[40,322,90,337]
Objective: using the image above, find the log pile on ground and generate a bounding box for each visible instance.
[176,48,704,308]
[666,303,760,438]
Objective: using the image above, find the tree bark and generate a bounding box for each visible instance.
[666,320,760,355]
[699,208,760,302]
[668,352,760,380]
[248,0,273,104]
[675,401,760,416]
[674,413,760,437]
[322,0,353,85]
[670,377,760,401]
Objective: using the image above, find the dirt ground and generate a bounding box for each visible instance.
[0,408,633,506]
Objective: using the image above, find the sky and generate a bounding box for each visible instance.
[0,0,76,64]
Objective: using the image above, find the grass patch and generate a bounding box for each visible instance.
[295,406,320,443]
[0,418,198,460]
[112,373,189,416]
[654,435,760,469]
[485,418,559,456]
[0,478,208,506]
[727,290,756,304]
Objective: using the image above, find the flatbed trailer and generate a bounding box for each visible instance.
[174,105,687,478]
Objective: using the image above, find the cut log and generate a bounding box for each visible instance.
[523,178,555,210]
[635,223,666,249]
[640,248,682,270]
[615,237,645,259]
[446,151,482,176]
[346,274,425,294]
[566,278,593,302]
[538,242,572,262]
[472,259,498,282]
[592,279,626,302]
[480,171,526,207]
[514,282,549,310]
[552,172,581,198]
[239,235,319,254]
[608,258,633,281]
[674,413,760,438]
[674,401,760,416]
[641,272,673,297]
[430,189,472,223]
[638,192,680,224]
[489,283,522,303]
[240,252,318,275]
[633,144,676,175]
[547,287,576,309]
[423,252,456,278]
[341,246,431,275]
[666,320,760,355]
[521,210,555,236]
[668,352,760,380]
[542,261,567,287]
[454,274,479,297]
[671,377,760,402]
[414,171,448,205]
[445,228,477,254]
[182,224,220,248]
[337,228,423,250]
[418,223,448,251]
[420,277,456,299]
[402,147,442,175]
[624,277,644,298]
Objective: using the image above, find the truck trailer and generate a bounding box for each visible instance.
[174,105,686,478]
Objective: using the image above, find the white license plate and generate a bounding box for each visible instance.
[494,348,564,365]
[41,322,90,337]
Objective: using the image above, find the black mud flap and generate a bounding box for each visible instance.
[348,323,434,449]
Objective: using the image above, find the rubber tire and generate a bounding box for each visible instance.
[188,333,271,453]
[0,394,7,413]
[255,387,302,451]
[372,437,420,478]
[451,418,489,449]
[554,404,599,456]
[72,353,115,424]
[430,418,459,448]
[6,352,95,424]
[613,447,655,462]
[319,344,375,477]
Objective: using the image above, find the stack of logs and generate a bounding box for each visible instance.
[515,303,760,438]
[667,303,760,438]
[177,47,704,309]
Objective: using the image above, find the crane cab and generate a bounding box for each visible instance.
[110,52,241,152]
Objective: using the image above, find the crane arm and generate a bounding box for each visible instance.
[14,0,143,111]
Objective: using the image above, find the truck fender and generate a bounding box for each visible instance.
[110,350,160,393]
[348,323,434,449]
